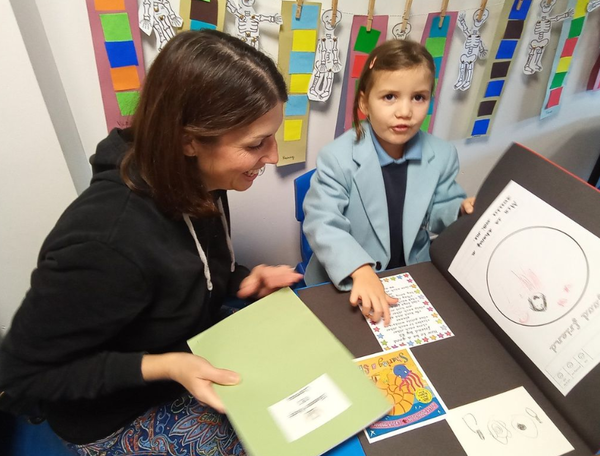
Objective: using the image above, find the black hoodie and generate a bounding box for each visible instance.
[0,129,249,444]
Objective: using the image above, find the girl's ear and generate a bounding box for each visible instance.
[358,91,369,118]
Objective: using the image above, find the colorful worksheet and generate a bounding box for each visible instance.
[446,386,573,456]
[365,273,454,351]
[354,348,448,443]
[449,181,600,395]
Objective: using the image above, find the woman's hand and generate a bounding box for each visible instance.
[237,264,303,299]
[349,265,397,326]
[460,197,476,215]
[142,353,239,413]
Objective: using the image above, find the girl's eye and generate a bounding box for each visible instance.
[414,94,427,102]
[383,94,396,101]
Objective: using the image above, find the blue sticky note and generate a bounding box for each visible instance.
[104,40,138,68]
[190,20,216,30]
[291,4,319,30]
[428,15,450,37]
[472,118,490,136]
[509,0,532,20]
[289,52,315,74]
[285,94,308,116]
[323,436,366,456]
[433,56,442,78]
[484,80,504,98]
[496,40,518,60]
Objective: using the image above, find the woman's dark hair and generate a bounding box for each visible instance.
[121,29,288,218]
[352,39,436,140]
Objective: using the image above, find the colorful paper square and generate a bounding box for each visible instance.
[484,80,504,98]
[354,26,381,54]
[561,37,578,57]
[546,87,563,108]
[115,90,140,116]
[285,95,309,116]
[428,15,450,37]
[291,4,319,30]
[557,56,572,73]
[110,65,140,91]
[284,119,303,141]
[351,54,368,78]
[100,13,132,42]
[503,20,524,40]
[289,52,315,74]
[433,57,442,78]
[190,20,217,30]
[290,74,311,94]
[568,17,584,38]
[420,115,431,132]
[471,118,490,136]
[496,40,518,59]
[509,0,531,20]
[550,71,566,89]
[105,40,138,68]
[292,30,317,52]
[425,37,446,58]
[574,0,588,17]
[94,0,125,11]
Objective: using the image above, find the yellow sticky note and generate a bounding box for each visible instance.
[284,119,303,141]
[292,30,317,52]
[290,74,311,94]
[574,0,587,17]
[557,56,572,73]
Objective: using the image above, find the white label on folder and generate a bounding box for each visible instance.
[268,373,351,442]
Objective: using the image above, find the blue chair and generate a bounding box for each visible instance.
[2,413,72,456]
[293,168,316,276]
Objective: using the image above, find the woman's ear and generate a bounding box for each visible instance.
[183,135,198,157]
[358,91,369,118]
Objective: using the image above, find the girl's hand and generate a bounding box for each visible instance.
[237,264,303,299]
[460,197,476,215]
[142,353,239,413]
[349,265,397,326]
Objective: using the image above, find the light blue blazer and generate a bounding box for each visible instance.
[302,127,466,290]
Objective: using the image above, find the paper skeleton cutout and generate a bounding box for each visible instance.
[139,0,183,51]
[308,9,343,102]
[523,0,574,75]
[454,9,489,91]
[588,0,600,12]
[391,21,412,40]
[226,0,282,50]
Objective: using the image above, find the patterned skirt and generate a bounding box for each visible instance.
[66,393,246,456]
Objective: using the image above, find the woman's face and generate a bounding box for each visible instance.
[188,102,283,192]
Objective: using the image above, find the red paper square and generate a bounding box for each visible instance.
[561,37,578,58]
[546,87,563,109]
[351,54,369,79]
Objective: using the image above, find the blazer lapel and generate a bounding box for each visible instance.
[403,134,439,257]
[353,129,390,256]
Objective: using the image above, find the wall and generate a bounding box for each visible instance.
[3,0,600,333]
[0,0,77,337]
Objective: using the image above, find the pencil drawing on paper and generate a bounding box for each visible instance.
[486,227,588,326]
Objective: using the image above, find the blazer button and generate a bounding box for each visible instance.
[375,262,382,270]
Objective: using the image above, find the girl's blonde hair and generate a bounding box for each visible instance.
[352,39,436,140]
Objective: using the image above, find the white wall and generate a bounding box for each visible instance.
[0,0,77,337]
[4,0,600,335]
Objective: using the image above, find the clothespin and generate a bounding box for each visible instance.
[331,0,338,27]
[439,0,449,28]
[516,0,524,10]
[477,0,488,21]
[401,0,412,33]
[296,0,303,19]
[367,0,375,32]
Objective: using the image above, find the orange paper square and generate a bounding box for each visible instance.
[110,66,141,91]
[95,0,126,11]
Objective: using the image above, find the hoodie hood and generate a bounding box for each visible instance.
[89,128,133,176]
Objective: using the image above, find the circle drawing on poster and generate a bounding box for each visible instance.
[486,226,588,326]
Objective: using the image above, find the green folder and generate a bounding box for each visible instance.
[188,287,391,456]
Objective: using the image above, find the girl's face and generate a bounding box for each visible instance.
[186,102,283,192]
[359,66,433,159]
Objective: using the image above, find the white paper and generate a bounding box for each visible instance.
[268,374,351,442]
[365,273,454,351]
[449,181,600,395]
[446,386,573,456]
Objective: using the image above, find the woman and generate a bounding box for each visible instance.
[0,30,301,455]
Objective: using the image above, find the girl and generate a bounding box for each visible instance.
[303,39,474,326]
